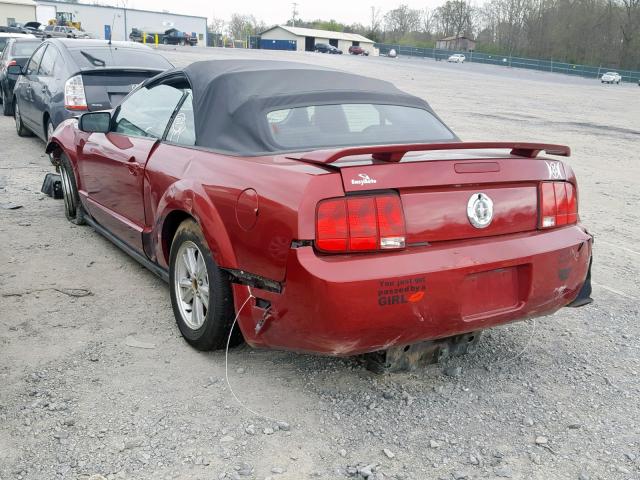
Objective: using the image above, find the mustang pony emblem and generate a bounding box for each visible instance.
[467,192,494,229]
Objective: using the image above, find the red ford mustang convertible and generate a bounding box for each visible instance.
[47,60,592,367]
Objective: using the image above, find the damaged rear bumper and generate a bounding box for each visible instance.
[235,225,593,356]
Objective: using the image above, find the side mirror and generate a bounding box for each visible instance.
[7,65,22,75]
[78,111,111,133]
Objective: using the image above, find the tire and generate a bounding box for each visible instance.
[59,153,86,225]
[2,88,12,116]
[163,38,169,45]
[14,100,32,137]
[46,119,57,165]
[169,219,235,351]
[179,39,185,46]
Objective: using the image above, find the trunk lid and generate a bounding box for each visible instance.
[317,147,568,244]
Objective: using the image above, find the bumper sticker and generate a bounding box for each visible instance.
[377,276,426,306]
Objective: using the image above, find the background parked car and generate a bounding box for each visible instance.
[161,28,197,46]
[314,43,342,54]
[0,37,42,115]
[448,53,466,63]
[129,28,154,43]
[22,22,45,38]
[43,25,90,39]
[348,45,368,56]
[0,32,35,53]
[10,39,172,144]
[601,71,621,84]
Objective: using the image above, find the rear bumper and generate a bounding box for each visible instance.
[236,225,593,356]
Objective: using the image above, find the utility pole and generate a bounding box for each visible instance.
[292,2,298,27]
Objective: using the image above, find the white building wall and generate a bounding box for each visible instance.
[0,2,36,24]
[35,0,206,43]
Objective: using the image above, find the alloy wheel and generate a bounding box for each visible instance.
[174,241,210,330]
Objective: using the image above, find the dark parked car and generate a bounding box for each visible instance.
[23,22,45,38]
[314,43,342,54]
[45,60,592,362]
[161,28,197,46]
[10,39,172,144]
[0,37,42,115]
[348,45,368,56]
[129,28,154,43]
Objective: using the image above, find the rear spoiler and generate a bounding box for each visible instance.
[287,142,571,165]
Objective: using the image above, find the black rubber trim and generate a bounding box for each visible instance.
[84,216,169,283]
[566,255,593,308]
[223,268,282,293]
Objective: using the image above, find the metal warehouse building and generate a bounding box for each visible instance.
[260,25,374,54]
[35,0,207,43]
[0,0,36,25]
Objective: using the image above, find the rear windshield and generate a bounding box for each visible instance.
[266,103,455,149]
[11,40,40,57]
[68,47,172,70]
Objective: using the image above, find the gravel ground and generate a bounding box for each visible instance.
[0,47,639,480]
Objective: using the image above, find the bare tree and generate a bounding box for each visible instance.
[208,16,225,35]
[619,0,640,67]
[384,4,421,40]
[228,14,263,40]
[434,0,476,38]
[369,6,383,36]
[421,8,435,34]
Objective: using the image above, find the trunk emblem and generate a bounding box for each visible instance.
[546,161,562,179]
[467,193,494,229]
[351,173,377,186]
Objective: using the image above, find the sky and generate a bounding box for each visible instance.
[112,0,448,27]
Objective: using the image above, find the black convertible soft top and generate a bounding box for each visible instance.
[171,60,451,155]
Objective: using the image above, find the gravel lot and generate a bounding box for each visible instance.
[1,46,639,480]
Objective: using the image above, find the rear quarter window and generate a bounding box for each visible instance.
[11,41,40,57]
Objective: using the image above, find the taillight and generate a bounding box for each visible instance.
[6,59,16,67]
[316,194,406,253]
[64,75,87,111]
[539,181,578,229]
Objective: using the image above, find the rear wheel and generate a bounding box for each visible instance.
[163,38,169,45]
[59,153,85,225]
[14,100,31,137]
[169,220,235,351]
[46,119,56,165]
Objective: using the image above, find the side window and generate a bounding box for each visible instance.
[45,25,53,31]
[25,45,46,75]
[113,83,185,138]
[166,91,195,146]
[38,45,59,76]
